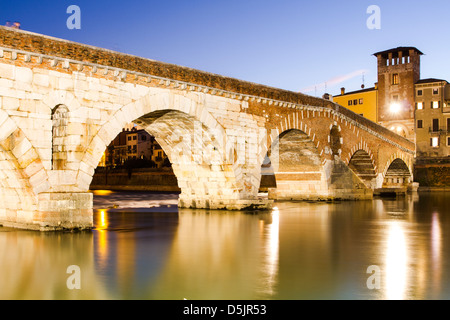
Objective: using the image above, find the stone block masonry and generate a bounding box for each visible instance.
[0,26,416,230]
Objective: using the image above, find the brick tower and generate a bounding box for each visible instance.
[373,47,423,141]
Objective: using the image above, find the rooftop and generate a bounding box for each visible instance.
[416,78,448,84]
[334,86,376,97]
[373,47,424,57]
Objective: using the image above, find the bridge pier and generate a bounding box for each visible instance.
[267,159,373,201]
[267,177,330,201]
[37,192,93,231]
[0,192,93,231]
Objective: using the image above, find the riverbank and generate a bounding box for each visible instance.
[90,167,277,192]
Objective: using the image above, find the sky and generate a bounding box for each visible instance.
[1,0,449,97]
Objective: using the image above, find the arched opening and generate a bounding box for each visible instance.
[383,158,411,188]
[389,125,408,138]
[88,108,240,211]
[348,150,377,188]
[52,105,69,170]
[91,122,179,193]
[266,129,328,200]
[329,125,342,158]
[258,154,277,193]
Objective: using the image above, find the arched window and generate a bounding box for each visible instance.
[52,105,69,170]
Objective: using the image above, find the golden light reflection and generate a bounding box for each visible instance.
[431,212,442,295]
[96,209,109,271]
[384,222,408,300]
[93,190,113,196]
[99,210,107,229]
[260,207,280,296]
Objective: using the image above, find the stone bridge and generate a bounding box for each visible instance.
[0,27,415,230]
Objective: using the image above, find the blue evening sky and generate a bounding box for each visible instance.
[1,0,449,97]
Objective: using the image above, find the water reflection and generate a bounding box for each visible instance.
[384,222,408,300]
[149,209,275,299]
[0,229,107,299]
[258,207,279,297]
[1,191,450,299]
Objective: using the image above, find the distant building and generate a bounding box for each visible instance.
[333,85,378,123]
[126,127,153,161]
[106,129,128,167]
[415,79,450,157]
[334,47,423,141]
[100,126,168,168]
[374,47,423,142]
[333,46,449,187]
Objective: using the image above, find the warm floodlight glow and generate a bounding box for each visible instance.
[390,103,401,114]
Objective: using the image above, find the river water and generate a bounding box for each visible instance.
[1,190,449,300]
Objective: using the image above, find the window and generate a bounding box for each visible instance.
[417,120,423,129]
[128,136,131,141]
[392,73,399,85]
[133,136,137,140]
[417,102,423,110]
[353,99,358,105]
[433,88,439,95]
[431,137,440,147]
[432,101,440,109]
[393,95,399,101]
[433,119,439,132]
[447,118,450,132]
[141,135,146,141]
[359,98,364,104]
[417,90,423,96]
[348,100,353,106]
[448,137,450,146]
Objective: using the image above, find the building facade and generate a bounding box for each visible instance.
[100,126,168,168]
[415,79,450,157]
[333,86,378,123]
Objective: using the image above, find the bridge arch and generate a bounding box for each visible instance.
[382,157,412,188]
[76,91,250,209]
[348,149,377,188]
[264,128,329,200]
[0,112,50,195]
[0,112,50,228]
